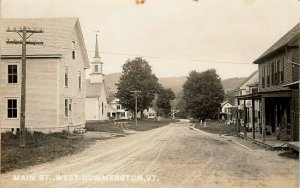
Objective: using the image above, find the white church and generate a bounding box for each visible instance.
[85,35,109,121]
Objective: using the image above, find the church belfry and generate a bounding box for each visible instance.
[90,34,104,83]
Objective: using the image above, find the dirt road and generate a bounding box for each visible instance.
[1,122,298,188]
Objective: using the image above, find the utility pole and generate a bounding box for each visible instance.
[171,109,180,120]
[6,26,43,148]
[170,100,179,120]
[130,90,141,126]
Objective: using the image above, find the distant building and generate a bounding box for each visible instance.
[0,18,90,132]
[137,107,156,119]
[107,98,131,120]
[85,35,109,121]
[234,70,259,106]
[143,107,156,119]
[235,71,260,131]
[221,101,232,113]
[219,101,233,120]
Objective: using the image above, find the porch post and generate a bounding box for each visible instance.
[290,91,295,141]
[261,97,266,142]
[275,105,279,140]
[244,99,247,138]
[252,99,255,139]
[237,99,240,135]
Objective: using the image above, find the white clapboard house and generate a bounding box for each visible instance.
[107,98,131,120]
[0,18,90,132]
[85,35,109,121]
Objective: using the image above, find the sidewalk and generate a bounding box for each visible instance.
[224,135,262,151]
[287,142,299,152]
[238,132,291,151]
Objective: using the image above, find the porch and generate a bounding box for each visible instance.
[236,90,297,142]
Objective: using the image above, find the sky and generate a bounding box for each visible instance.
[1,0,299,79]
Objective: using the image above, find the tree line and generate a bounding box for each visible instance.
[116,57,175,118]
[116,57,224,120]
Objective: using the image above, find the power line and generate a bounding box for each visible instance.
[41,44,252,65]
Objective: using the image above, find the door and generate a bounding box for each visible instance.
[279,100,291,140]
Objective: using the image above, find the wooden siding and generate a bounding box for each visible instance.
[58,26,86,128]
[257,47,299,141]
[1,20,87,131]
[26,60,58,128]
[258,50,296,92]
[85,98,99,120]
[291,48,299,82]
[0,61,21,128]
[0,59,58,129]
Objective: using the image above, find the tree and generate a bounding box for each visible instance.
[116,57,159,118]
[225,90,235,105]
[157,88,175,117]
[183,69,224,120]
[174,91,188,118]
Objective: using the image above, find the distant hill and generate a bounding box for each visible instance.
[105,73,246,94]
[105,73,121,92]
[222,77,247,92]
[158,76,187,93]
[105,73,186,93]
[157,76,246,93]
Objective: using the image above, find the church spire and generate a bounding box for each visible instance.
[90,32,104,83]
[94,34,100,58]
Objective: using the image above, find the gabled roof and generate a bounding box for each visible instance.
[109,98,120,105]
[107,104,117,112]
[102,79,110,98]
[221,101,231,107]
[86,79,110,98]
[86,79,103,98]
[234,70,258,91]
[253,23,300,64]
[246,82,259,87]
[0,18,89,68]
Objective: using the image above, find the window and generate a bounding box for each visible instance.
[65,99,69,117]
[280,59,284,83]
[102,102,104,115]
[78,72,81,90]
[77,99,81,118]
[262,65,265,88]
[271,62,275,85]
[72,41,76,59]
[65,67,68,87]
[117,105,120,110]
[7,99,17,118]
[275,60,280,84]
[69,99,72,112]
[252,88,258,94]
[95,65,99,72]
[8,65,18,83]
[267,64,270,87]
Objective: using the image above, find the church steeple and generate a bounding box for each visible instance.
[90,33,104,84]
[94,34,100,58]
